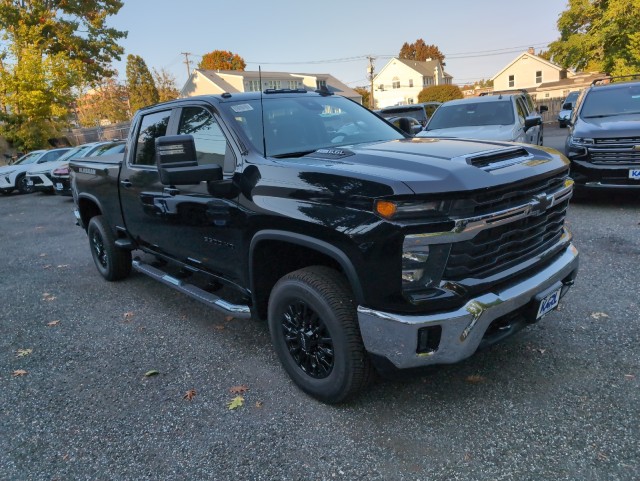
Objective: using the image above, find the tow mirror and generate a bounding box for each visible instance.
[155,135,222,185]
[562,102,573,110]
[524,115,542,131]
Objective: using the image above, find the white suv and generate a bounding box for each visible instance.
[0,148,70,195]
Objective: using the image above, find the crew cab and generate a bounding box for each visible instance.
[71,90,579,403]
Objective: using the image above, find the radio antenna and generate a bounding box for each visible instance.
[259,66,267,156]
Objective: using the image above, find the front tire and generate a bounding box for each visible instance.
[268,266,373,403]
[87,215,132,281]
[16,175,33,194]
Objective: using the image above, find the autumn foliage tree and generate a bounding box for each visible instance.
[418,85,463,103]
[0,0,126,150]
[198,50,246,71]
[153,68,180,102]
[126,55,159,113]
[399,39,445,64]
[354,87,370,108]
[76,78,130,127]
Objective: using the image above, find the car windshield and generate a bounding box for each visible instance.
[379,108,423,122]
[91,142,125,156]
[580,85,640,118]
[55,146,87,162]
[426,100,515,130]
[13,151,43,165]
[222,95,403,158]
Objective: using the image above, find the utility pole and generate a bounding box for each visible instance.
[181,52,192,78]
[367,56,375,109]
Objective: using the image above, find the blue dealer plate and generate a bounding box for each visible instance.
[629,169,640,180]
[536,287,562,319]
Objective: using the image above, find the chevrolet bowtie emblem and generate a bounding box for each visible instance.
[531,193,553,215]
[633,145,640,152]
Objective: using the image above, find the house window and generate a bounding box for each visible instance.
[268,80,281,90]
[316,79,327,89]
[409,79,413,88]
[422,76,433,87]
[392,77,400,89]
[562,89,570,96]
[535,71,542,84]
[246,80,261,92]
[407,98,414,104]
[288,80,301,89]
[379,84,384,91]
[508,75,515,88]
[545,92,550,98]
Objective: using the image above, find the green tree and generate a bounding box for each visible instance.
[354,87,370,108]
[418,85,463,103]
[153,68,180,102]
[0,0,126,150]
[198,50,246,71]
[399,39,445,64]
[548,0,640,75]
[76,78,130,128]
[126,54,159,112]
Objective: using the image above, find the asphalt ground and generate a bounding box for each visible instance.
[1,129,639,481]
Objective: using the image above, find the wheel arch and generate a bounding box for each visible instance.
[249,230,363,321]
[76,193,104,231]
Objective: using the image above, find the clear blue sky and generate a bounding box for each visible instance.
[108,0,568,89]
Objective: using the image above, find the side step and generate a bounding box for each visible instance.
[132,259,252,319]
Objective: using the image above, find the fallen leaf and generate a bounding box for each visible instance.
[213,324,225,331]
[123,312,134,321]
[624,374,635,380]
[535,348,546,355]
[42,293,56,302]
[183,389,197,401]
[228,396,244,410]
[465,375,486,384]
[229,385,249,394]
[144,370,159,377]
[13,370,28,377]
[16,348,33,357]
[590,312,609,320]
[56,264,69,268]
[464,452,472,461]
[47,320,60,327]
[255,401,263,409]
[35,226,45,230]
[43,265,52,269]
[224,315,235,322]
[597,452,609,461]
[39,253,47,257]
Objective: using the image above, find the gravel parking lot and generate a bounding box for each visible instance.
[1,133,639,480]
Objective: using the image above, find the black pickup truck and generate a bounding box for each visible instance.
[71,89,579,403]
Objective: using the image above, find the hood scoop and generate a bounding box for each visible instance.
[462,146,531,171]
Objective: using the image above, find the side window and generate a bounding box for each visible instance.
[133,110,171,166]
[177,106,235,173]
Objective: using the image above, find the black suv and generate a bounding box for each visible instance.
[565,75,640,189]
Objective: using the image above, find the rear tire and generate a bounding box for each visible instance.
[268,266,373,403]
[16,175,33,194]
[87,215,132,281]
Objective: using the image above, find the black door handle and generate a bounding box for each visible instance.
[163,187,179,196]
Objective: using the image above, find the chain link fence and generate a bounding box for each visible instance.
[68,122,131,145]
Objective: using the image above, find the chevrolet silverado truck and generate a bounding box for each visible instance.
[71,89,579,403]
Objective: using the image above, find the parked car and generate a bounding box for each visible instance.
[416,94,544,144]
[386,116,423,135]
[50,140,126,195]
[565,75,640,190]
[0,148,70,195]
[377,102,441,127]
[480,89,547,145]
[557,91,580,128]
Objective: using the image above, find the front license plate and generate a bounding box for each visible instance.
[629,169,640,180]
[55,183,63,190]
[536,287,562,320]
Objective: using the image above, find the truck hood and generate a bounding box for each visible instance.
[574,114,640,138]
[418,125,517,142]
[274,138,568,196]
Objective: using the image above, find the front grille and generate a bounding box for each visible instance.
[588,137,640,163]
[463,174,568,217]
[444,199,569,280]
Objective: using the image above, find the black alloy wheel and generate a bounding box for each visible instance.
[87,215,132,281]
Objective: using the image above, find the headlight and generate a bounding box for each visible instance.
[568,136,594,147]
[375,200,446,220]
[3,170,15,176]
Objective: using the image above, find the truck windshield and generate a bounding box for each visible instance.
[223,95,404,158]
[426,100,515,130]
[581,85,640,118]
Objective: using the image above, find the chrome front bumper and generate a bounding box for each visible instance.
[357,244,579,369]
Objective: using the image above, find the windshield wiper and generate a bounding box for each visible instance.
[583,112,640,118]
[271,150,317,159]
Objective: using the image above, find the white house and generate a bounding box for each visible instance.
[180,69,362,103]
[372,58,453,109]
[490,47,605,99]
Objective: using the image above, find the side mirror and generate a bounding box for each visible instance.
[155,135,222,185]
[539,105,549,113]
[562,102,573,110]
[524,115,542,131]
[397,118,414,136]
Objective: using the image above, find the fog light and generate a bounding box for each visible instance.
[417,326,442,354]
